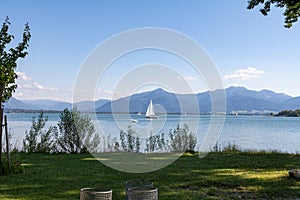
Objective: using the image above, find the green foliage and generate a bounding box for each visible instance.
[135,136,140,153]
[120,130,127,151]
[55,108,100,153]
[145,131,154,153]
[0,16,31,103]
[0,16,31,175]
[169,124,197,152]
[213,141,241,153]
[21,114,196,154]
[23,109,101,154]
[38,126,57,153]
[121,124,196,153]
[276,109,300,117]
[247,0,300,28]
[145,132,166,153]
[10,153,23,174]
[127,125,135,152]
[0,152,23,175]
[105,135,120,152]
[23,111,56,153]
[114,141,120,152]
[119,125,140,152]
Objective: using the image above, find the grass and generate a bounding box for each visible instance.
[0,151,300,199]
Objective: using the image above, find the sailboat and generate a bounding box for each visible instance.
[145,100,158,119]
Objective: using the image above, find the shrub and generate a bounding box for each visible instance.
[212,141,241,153]
[0,152,23,175]
[169,124,197,152]
[145,132,166,153]
[23,111,55,153]
[119,125,140,152]
[54,108,100,153]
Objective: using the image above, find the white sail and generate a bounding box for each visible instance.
[145,100,158,119]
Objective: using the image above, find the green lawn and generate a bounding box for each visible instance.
[0,152,300,199]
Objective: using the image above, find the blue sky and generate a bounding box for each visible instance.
[1,0,300,102]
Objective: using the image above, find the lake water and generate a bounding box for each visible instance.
[3,113,300,153]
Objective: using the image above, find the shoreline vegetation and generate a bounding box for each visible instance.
[19,109,197,154]
[274,109,300,117]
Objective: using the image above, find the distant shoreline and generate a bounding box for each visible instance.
[4,108,275,116]
[274,109,300,117]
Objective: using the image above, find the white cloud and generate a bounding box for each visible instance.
[224,67,264,80]
[33,82,58,91]
[16,71,32,81]
[15,71,58,92]
[13,71,66,100]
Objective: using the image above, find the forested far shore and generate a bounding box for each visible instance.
[275,110,300,117]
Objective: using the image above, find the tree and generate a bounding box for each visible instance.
[247,0,300,28]
[0,17,31,165]
[126,125,135,152]
[120,130,127,151]
[54,108,100,153]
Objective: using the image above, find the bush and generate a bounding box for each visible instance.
[119,125,140,152]
[0,152,23,175]
[169,124,197,152]
[54,108,100,153]
[23,111,55,153]
[145,132,166,153]
[212,141,241,153]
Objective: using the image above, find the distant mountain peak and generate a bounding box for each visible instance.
[151,88,171,95]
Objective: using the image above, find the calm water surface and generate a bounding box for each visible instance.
[4,113,300,153]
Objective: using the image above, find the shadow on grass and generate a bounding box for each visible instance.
[156,152,300,199]
[0,152,299,199]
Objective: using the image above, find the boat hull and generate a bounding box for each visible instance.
[145,115,159,119]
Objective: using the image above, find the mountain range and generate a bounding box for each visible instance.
[4,87,300,114]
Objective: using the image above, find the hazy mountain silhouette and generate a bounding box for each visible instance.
[4,87,299,113]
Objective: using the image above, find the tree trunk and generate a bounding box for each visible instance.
[4,115,10,171]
